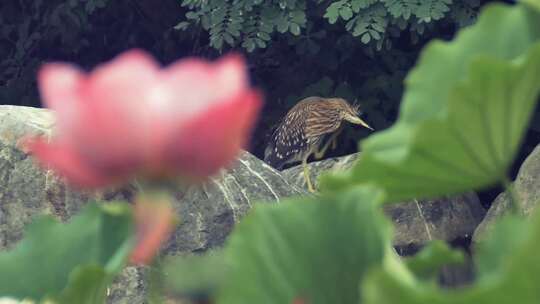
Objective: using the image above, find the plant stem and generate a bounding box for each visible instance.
[502,176,521,215]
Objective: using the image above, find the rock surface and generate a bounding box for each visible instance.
[473,144,540,242]
[0,105,304,303]
[281,153,486,250]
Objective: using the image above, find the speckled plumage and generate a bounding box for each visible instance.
[264,96,370,170]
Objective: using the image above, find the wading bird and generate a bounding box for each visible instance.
[264,96,373,192]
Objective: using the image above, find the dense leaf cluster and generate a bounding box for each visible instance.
[0,0,187,106]
[0,0,114,105]
[178,0,307,51]
[176,0,480,52]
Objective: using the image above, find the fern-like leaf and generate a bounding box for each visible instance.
[415,0,452,23]
[382,0,418,20]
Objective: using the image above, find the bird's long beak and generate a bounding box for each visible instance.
[347,116,374,131]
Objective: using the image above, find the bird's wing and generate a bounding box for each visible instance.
[264,107,308,169]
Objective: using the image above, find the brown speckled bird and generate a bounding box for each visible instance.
[264,96,373,192]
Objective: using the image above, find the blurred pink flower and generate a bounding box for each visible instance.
[24,50,262,188]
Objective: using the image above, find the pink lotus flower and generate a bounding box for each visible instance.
[25,50,262,188]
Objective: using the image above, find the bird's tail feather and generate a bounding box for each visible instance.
[263,143,287,170]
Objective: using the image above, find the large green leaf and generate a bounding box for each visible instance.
[522,0,540,15]
[216,186,391,304]
[404,240,465,282]
[320,3,540,202]
[0,202,134,303]
[362,208,540,304]
[149,250,227,302]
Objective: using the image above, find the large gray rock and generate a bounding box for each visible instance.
[0,105,304,303]
[282,153,486,249]
[474,144,540,242]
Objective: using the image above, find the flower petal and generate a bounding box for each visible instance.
[38,63,84,110]
[165,90,262,179]
[71,50,161,167]
[23,137,117,188]
[38,63,85,135]
[158,54,248,120]
[212,53,248,101]
[86,49,160,105]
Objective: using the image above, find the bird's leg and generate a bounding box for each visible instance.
[332,127,344,150]
[331,132,339,150]
[314,131,340,160]
[302,154,316,193]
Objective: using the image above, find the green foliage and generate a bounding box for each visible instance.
[0,203,134,303]
[404,240,464,281]
[414,0,452,22]
[179,0,307,52]
[523,0,540,12]
[157,186,390,304]
[321,3,540,202]
[0,0,112,106]
[177,0,480,52]
[150,251,227,301]
[343,3,388,45]
[362,210,540,304]
[383,0,420,19]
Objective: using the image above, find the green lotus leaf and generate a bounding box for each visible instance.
[321,3,540,203]
[0,202,134,303]
[217,186,391,304]
[362,209,540,304]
